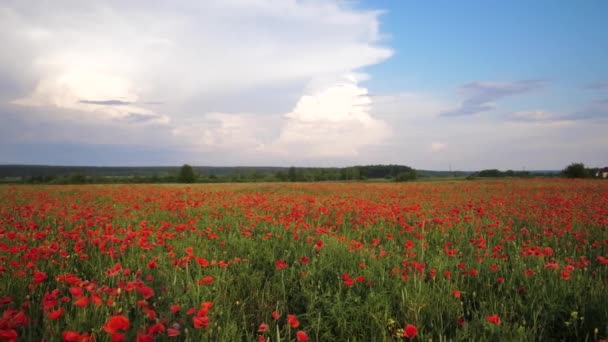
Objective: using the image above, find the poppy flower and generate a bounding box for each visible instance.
[0,329,17,341]
[403,324,418,338]
[486,314,501,325]
[167,328,180,337]
[61,331,81,341]
[111,333,126,342]
[197,276,214,285]
[275,260,288,270]
[33,270,48,285]
[104,315,130,334]
[48,308,65,320]
[296,330,309,341]
[257,322,269,333]
[287,314,300,328]
[192,315,210,329]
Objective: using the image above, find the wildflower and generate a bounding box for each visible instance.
[192,315,210,329]
[104,315,130,334]
[33,270,48,285]
[61,331,81,341]
[287,314,300,328]
[257,322,269,333]
[275,260,288,270]
[48,308,65,320]
[486,314,501,325]
[296,330,309,341]
[403,324,418,339]
[197,276,215,285]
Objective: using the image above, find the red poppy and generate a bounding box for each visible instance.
[257,322,269,333]
[0,329,17,341]
[167,328,180,337]
[275,260,288,270]
[287,314,300,328]
[296,330,309,341]
[33,270,48,285]
[111,333,126,342]
[73,296,89,307]
[61,331,81,341]
[192,315,210,329]
[104,315,130,334]
[403,324,418,339]
[48,308,65,320]
[197,276,214,285]
[486,314,501,325]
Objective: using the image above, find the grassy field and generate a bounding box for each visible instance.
[0,180,607,341]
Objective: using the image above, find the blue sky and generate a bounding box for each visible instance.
[364,1,608,106]
[0,0,606,169]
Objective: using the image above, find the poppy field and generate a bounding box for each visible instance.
[1,180,607,341]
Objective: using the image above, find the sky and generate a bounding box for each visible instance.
[1,0,607,170]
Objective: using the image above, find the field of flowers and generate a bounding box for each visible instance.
[0,180,607,341]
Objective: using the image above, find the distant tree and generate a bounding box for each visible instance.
[477,169,502,177]
[562,163,588,179]
[178,164,196,183]
[288,167,297,182]
[70,173,87,184]
[394,170,417,182]
[275,171,288,181]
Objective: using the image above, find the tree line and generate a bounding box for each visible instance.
[3,164,420,184]
[2,162,603,184]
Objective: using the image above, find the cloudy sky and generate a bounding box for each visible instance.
[1,0,607,170]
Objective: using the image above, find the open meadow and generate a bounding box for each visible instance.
[1,180,607,341]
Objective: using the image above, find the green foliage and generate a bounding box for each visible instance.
[288,166,297,182]
[178,164,196,183]
[476,169,530,178]
[394,169,417,182]
[562,163,588,179]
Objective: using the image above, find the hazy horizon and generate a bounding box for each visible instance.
[1,1,607,170]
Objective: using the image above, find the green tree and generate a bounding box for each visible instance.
[394,170,417,182]
[562,163,588,179]
[288,166,297,182]
[178,164,196,183]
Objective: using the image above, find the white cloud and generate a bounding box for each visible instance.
[2,1,391,108]
[172,76,391,160]
[269,77,390,157]
[430,142,447,152]
[13,71,169,124]
[1,0,393,159]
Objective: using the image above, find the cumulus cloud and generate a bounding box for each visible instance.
[12,71,169,124]
[0,0,393,160]
[172,76,391,160]
[269,76,390,158]
[441,80,545,117]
